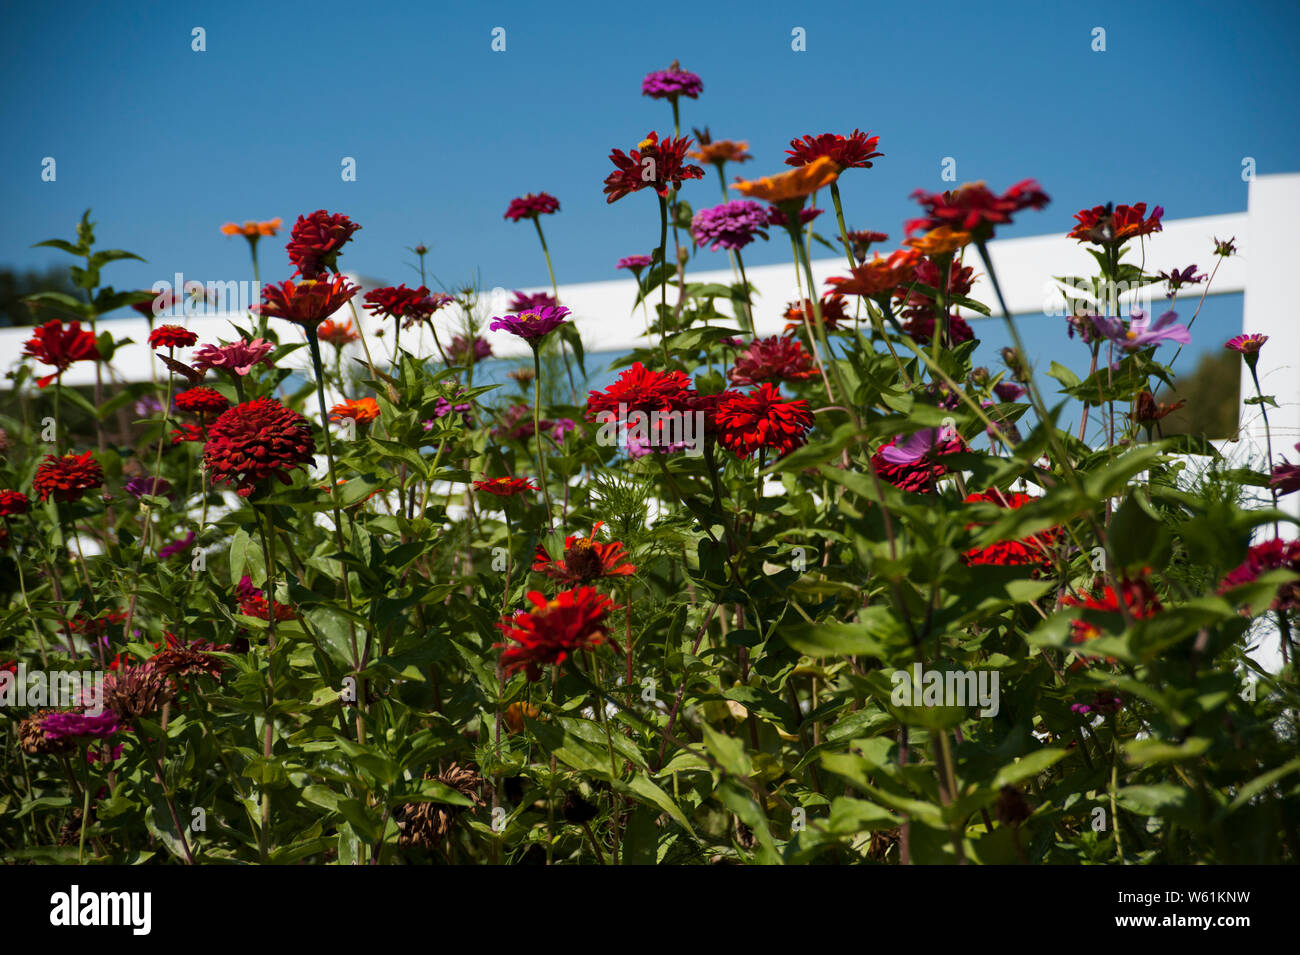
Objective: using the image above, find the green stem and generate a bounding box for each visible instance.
[533,348,556,529]
[828,182,857,272]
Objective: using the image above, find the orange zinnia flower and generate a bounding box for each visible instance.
[689,139,752,165]
[220,218,282,238]
[826,248,921,298]
[905,225,971,257]
[329,397,380,425]
[504,701,541,733]
[731,156,840,205]
[318,319,358,348]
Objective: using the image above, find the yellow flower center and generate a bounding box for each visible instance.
[1125,330,1138,340]
[638,137,656,151]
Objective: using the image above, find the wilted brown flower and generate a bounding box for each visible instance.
[103,661,176,718]
[18,709,75,756]
[394,763,484,850]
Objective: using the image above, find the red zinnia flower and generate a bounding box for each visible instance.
[497,587,618,681]
[585,362,693,420]
[729,336,818,387]
[1219,538,1300,612]
[785,130,882,169]
[174,387,230,418]
[1067,202,1163,246]
[235,576,296,622]
[23,320,100,388]
[962,490,1060,572]
[170,424,205,445]
[504,193,560,221]
[604,131,705,203]
[782,295,850,334]
[0,490,31,516]
[533,522,637,585]
[203,398,316,497]
[33,452,104,503]
[257,275,359,330]
[908,180,1050,242]
[714,383,814,459]
[285,209,361,279]
[473,477,537,496]
[902,311,975,346]
[148,325,198,350]
[363,285,440,328]
[1062,575,1163,664]
[317,319,358,347]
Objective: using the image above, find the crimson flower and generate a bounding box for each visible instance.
[903,311,975,346]
[257,276,359,329]
[1063,575,1163,661]
[1068,202,1163,246]
[533,522,636,585]
[785,130,882,169]
[363,285,440,328]
[0,490,31,516]
[962,490,1060,573]
[1220,538,1300,612]
[33,452,104,503]
[148,325,198,350]
[497,587,617,681]
[170,424,205,445]
[236,575,296,621]
[473,477,537,496]
[23,320,100,388]
[604,131,704,203]
[175,387,230,418]
[203,398,316,497]
[714,383,814,459]
[505,193,560,221]
[908,180,1050,242]
[585,362,692,420]
[1271,443,1300,496]
[286,210,361,278]
[729,336,818,387]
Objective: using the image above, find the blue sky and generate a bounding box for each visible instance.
[2,0,1295,387]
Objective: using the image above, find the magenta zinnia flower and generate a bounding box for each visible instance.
[617,255,654,271]
[1219,538,1300,612]
[41,710,120,741]
[1225,333,1268,355]
[192,338,274,377]
[508,290,557,314]
[691,201,770,251]
[641,61,702,100]
[1271,443,1300,496]
[505,193,560,221]
[489,304,571,343]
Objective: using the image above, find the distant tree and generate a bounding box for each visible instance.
[0,265,81,327]
[1157,348,1240,440]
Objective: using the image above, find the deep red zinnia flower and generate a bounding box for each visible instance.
[174,387,231,418]
[504,193,560,221]
[908,180,1050,242]
[363,285,440,328]
[1068,202,1163,246]
[585,362,693,420]
[782,295,850,334]
[0,490,31,516]
[473,477,537,496]
[497,587,618,681]
[785,130,882,169]
[604,132,705,203]
[1062,574,1163,662]
[170,424,205,445]
[714,383,814,459]
[533,522,636,585]
[1219,538,1300,612]
[962,490,1060,572]
[23,320,100,388]
[285,210,361,279]
[257,275,359,329]
[203,398,316,497]
[729,336,818,387]
[33,452,104,503]
[148,325,198,350]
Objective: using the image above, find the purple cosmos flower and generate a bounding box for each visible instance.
[158,530,195,560]
[489,304,571,343]
[877,427,958,466]
[192,338,274,377]
[508,290,557,314]
[41,710,120,741]
[617,255,654,272]
[1158,264,1204,295]
[1090,309,1190,351]
[993,382,1025,402]
[641,63,703,100]
[690,201,770,251]
[125,475,172,499]
[1225,333,1268,355]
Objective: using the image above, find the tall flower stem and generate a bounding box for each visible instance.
[1246,361,1282,532]
[532,218,577,400]
[734,249,755,337]
[255,499,278,862]
[657,194,671,364]
[791,224,851,415]
[532,347,556,529]
[829,183,857,272]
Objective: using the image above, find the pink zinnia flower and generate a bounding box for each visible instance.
[192,339,274,377]
[1225,333,1268,355]
[489,305,571,343]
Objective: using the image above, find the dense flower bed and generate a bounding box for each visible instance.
[1,61,1297,866]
